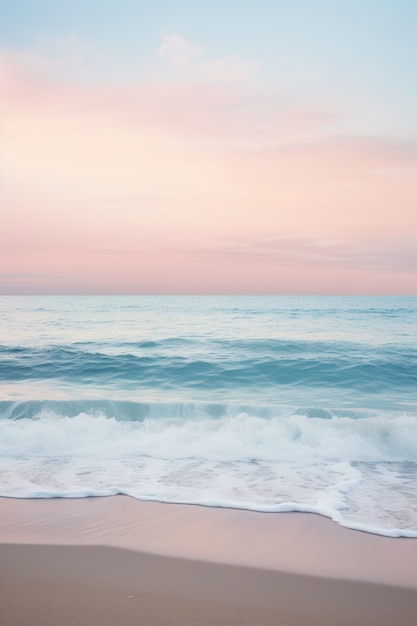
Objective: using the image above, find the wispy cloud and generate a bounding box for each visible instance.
[155,34,257,86]
[156,35,203,66]
[192,233,417,274]
[1,42,416,294]
[0,34,113,85]
[209,55,258,82]
[0,273,61,294]
[0,273,47,279]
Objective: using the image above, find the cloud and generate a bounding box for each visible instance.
[0,46,344,153]
[0,272,60,294]
[1,46,416,294]
[156,35,203,66]
[155,34,258,86]
[209,55,258,82]
[192,233,417,274]
[0,35,113,85]
[0,273,46,279]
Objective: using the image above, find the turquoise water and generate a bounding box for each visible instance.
[1,295,416,536]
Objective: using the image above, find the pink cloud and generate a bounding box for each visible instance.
[189,233,417,274]
[1,49,416,294]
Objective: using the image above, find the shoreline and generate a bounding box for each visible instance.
[1,496,417,625]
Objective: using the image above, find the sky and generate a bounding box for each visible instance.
[1,0,416,294]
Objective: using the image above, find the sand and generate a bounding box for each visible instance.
[1,496,417,625]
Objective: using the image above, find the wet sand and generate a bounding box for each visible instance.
[1,496,416,625]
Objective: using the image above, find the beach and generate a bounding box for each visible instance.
[1,296,417,624]
[1,496,417,626]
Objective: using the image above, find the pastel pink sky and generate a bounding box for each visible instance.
[1,35,416,294]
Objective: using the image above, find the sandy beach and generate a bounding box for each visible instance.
[1,496,417,625]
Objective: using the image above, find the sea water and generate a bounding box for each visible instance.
[0,295,416,537]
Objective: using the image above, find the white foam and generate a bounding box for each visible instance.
[1,408,417,536]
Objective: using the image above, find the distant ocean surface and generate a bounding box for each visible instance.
[1,295,416,537]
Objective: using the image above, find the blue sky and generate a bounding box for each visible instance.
[1,0,415,135]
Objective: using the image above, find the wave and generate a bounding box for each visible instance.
[1,296,416,537]
[1,405,416,537]
[1,342,415,395]
[1,403,416,462]
[0,398,378,422]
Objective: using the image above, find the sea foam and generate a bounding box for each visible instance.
[1,405,416,537]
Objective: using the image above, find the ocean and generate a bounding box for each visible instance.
[1,295,416,537]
